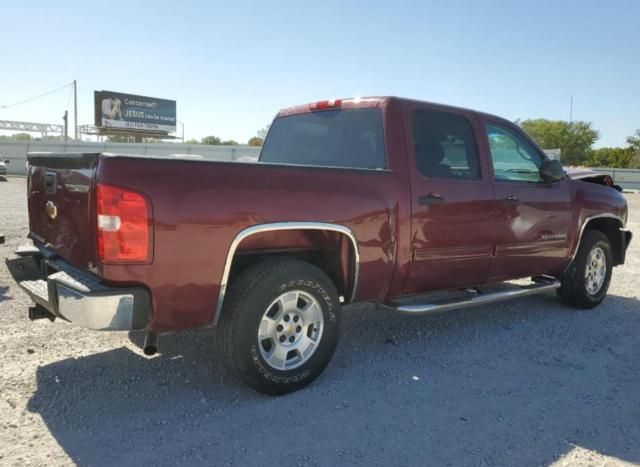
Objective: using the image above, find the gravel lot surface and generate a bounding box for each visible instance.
[1,177,639,466]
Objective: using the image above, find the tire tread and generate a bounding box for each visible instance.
[214,257,339,394]
[557,229,612,309]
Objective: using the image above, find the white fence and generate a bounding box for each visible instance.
[0,141,261,176]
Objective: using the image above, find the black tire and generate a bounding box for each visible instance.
[557,230,613,309]
[215,258,341,395]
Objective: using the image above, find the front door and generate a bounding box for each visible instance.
[404,106,496,294]
[482,119,573,281]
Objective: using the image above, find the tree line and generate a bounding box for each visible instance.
[0,133,67,142]
[182,125,270,147]
[520,120,640,168]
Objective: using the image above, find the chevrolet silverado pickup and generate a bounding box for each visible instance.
[6,97,632,395]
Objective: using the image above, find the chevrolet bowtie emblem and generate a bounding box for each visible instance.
[46,201,57,220]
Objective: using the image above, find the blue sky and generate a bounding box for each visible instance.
[1,0,638,147]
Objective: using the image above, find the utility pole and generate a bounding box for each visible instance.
[73,80,78,140]
[178,120,185,141]
[569,95,573,123]
[63,110,68,141]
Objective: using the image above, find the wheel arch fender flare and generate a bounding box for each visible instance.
[570,213,626,267]
[213,222,360,325]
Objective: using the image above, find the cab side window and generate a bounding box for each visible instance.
[486,123,543,183]
[412,110,480,180]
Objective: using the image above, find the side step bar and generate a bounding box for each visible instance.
[388,279,561,315]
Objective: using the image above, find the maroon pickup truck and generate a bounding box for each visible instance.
[7,97,632,394]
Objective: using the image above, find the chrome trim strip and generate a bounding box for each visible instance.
[570,213,626,263]
[393,280,560,315]
[214,222,360,325]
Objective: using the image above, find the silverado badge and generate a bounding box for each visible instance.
[46,201,57,220]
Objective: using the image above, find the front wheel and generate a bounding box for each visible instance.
[557,230,613,309]
[215,258,341,395]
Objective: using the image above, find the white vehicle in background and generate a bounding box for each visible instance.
[0,157,9,180]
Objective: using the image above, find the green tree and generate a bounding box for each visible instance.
[248,136,263,146]
[628,129,640,150]
[107,135,131,142]
[520,119,600,165]
[185,138,200,144]
[12,132,32,141]
[221,139,239,146]
[586,147,636,168]
[256,125,270,140]
[201,135,222,145]
[626,129,640,168]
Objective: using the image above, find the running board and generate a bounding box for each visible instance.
[388,279,561,315]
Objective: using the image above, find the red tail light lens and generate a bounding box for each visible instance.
[96,184,152,263]
[310,99,342,110]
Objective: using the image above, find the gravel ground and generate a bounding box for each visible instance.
[1,177,639,467]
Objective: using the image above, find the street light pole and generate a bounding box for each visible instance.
[569,95,573,123]
[63,110,68,141]
[73,80,78,140]
[177,120,185,141]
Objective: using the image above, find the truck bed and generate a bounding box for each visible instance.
[26,152,405,330]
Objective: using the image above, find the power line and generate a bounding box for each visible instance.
[0,82,74,111]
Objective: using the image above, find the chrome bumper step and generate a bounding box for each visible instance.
[21,279,50,308]
[386,279,561,315]
[6,246,151,330]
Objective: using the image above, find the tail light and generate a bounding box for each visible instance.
[310,99,342,110]
[96,184,153,263]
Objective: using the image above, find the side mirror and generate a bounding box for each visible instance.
[539,159,565,182]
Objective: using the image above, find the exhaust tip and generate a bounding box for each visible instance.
[29,305,56,322]
[143,332,158,356]
[143,345,157,356]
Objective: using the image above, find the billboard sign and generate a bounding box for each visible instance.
[95,90,176,133]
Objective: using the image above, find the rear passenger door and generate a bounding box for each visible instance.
[482,120,573,281]
[403,106,496,294]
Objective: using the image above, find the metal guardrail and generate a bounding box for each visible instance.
[592,168,640,191]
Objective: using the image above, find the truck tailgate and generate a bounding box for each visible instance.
[27,152,100,269]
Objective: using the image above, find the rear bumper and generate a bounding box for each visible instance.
[6,246,151,330]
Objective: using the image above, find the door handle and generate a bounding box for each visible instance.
[418,193,445,205]
[500,195,521,206]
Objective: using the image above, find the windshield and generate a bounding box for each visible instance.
[259,109,385,169]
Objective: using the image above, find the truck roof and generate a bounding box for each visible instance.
[276,96,505,123]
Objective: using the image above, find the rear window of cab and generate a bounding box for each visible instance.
[259,109,386,170]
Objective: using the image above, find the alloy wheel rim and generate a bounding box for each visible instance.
[585,246,607,295]
[258,290,324,371]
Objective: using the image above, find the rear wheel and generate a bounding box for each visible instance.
[557,230,613,308]
[215,258,340,395]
